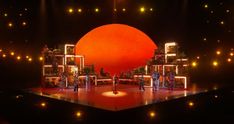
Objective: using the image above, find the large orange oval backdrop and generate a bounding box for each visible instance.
[75,24,157,75]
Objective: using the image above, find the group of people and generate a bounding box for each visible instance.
[59,70,175,93]
[74,73,91,92]
[139,70,175,92]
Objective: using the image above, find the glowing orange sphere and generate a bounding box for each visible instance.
[75,24,157,75]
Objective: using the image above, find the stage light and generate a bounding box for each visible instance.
[95,8,99,12]
[16,95,23,99]
[196,56,200,59]
[220,21,224,25]
[227,58,231,62]
[24,8,28,11]
[216,50,221,55]
[28,58,32,62]
[114,8,117,12]
[68,8,74,13]
[192,61,197,67]
[149,111,156,118]
[203,38,207,41]
[213,86,218,90]
[26,55,29,59]
[76,111,82,118]
[22,21,27,26]
[40,102,46,107]
[10,52,15,56]
[122,8,126,12]
[140,7,145,13]
[39,56,43,61]
[17,56,21,60]
[213,61,218,67]
[214,95,218,98]
[78,8,82,13]
[0,49,2,52]
[8,22,13,27]
[102,91,126,97]
[230,52,233,56]
[204,4,208,8]
[150,8,153,11]
[188,101,194,107]
[4,13,8,17]
[2,54,6,58]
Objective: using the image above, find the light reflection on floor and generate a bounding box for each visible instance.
[102,91,127,97]
[28,84,203,111]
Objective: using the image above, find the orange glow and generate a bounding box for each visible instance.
[76,111,82,118]
[140,7,145,12]
[213,61,218,66]
[216,50,221,55]
[8,22,13,27]
[40,102,46,107]
[28,58,32,62]
[227,58,231,62]
[230,52,233,56]
[2,54,6,58]
[17,56,21,60]
[10,52,15,56]
[68,8,73,13]
[149,111,156,118]
[192,61,197,67]
[39,56,43,61]
[95,8,99,12]
[102,91,127,97]
[0,49,2,52]
[188,101,194,107]
[78,8,82,13]
[75,24,157,75]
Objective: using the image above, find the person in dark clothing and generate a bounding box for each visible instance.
[168,71,175,90]
[113,75,119,94]
[139,73,145,91]
[74,73,79,92]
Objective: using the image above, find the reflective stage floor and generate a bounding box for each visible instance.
[28,84,204,111]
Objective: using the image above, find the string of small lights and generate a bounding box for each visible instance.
[0,47,233,66]
[0,48,43,62]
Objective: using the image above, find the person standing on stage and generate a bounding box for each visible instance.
[59,72,66,90]
[139,73,145,91]
[113,74,119,94]
[168,71,175,90]
[73,72,79,92]
[85,74,90,89]
[152,71,160,92]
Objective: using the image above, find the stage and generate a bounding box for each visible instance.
[28,84,203,111]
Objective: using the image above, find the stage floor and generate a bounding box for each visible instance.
[28,84,203,111]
